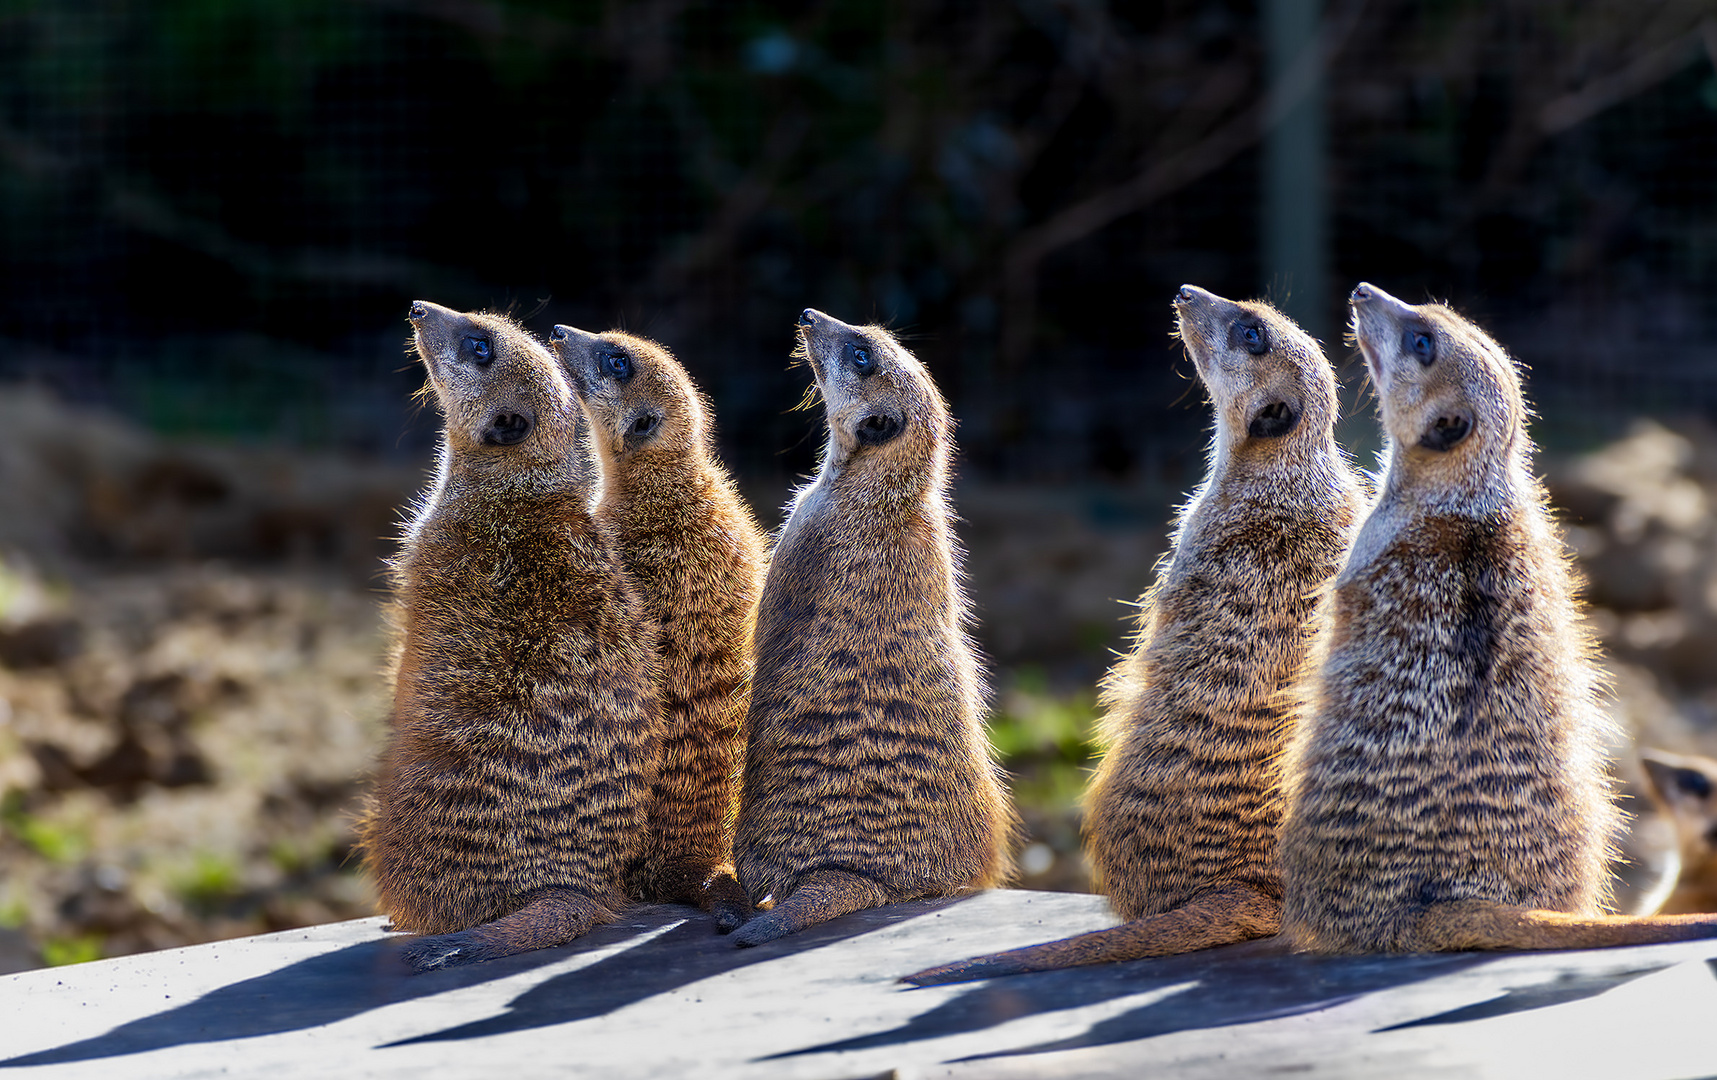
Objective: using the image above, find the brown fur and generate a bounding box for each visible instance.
[1640,748,1717,914]
[905,287,1364,985]
[1277,283,1717,953]
[358,301,663,971]
[728,308,1017,947]
[550,325,767,929]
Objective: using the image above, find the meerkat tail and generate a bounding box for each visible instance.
[633,856,751,929]
[397,889,619,973]
[899,884,1280,986]
[1406,901,1717,952]
[637,855,737,909]
[699,871,754,933]
[729,870,890,948]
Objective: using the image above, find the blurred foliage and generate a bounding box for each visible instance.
[990,666,1101,810]
[170,852,246,917]
[9,817,89,866]
[40,934,103,968]
[1,795,89,865]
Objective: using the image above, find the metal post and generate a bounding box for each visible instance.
[1263,0,1329,343]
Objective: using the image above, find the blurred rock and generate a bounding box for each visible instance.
[960,483,1171,679]
[0,386,419,580]
[0,561,389,970]
[1552,420,1717,695]
[0,928,38,975]
[0,620,83,671]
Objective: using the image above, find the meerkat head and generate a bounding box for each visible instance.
[1349,283,1527,500]
[547,325,706,476]
[408,301,584,474]
[1642,749,1717,867]
[793,308,947,473]
[1172,285,1337,458]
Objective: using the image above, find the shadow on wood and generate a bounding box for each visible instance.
[2,900,966,1068]
[772,936,1683,1064]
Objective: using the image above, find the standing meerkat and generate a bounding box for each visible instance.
[728,308,1016,947]
[1277,283,1717,952]
[548,324,767,929]
[905,286,1364,985]
[359,301,663,971]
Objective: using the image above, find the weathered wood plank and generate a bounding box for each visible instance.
[2,890,1714,1078]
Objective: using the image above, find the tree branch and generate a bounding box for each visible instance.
[997,0,1371,367]
[1538,19,1715,134]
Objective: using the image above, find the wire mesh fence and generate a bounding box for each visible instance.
[0,0,1713,476]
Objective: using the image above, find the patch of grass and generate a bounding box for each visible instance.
[0,798,89,865]
[0,896,26,930]
[989,667,1101,811]
[267,839,308,875]
[172,853,246,915]
[267,835,341,877]
[41,935,103,967]
[0,561,26,622]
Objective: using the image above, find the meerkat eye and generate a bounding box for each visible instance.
[1229,319,1270,356]
[1248,401,1299,438]
[1676,768,1713,800]
[1405,328,1436,365]
[1418,411,1472,451]
[603,352,632,380]
[464,336,492,364]
[845,340,876,377]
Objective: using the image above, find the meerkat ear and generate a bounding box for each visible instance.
[854,409,905,446]
[1643,751,1716,805]
[623,410,662,451]
[482,410,534,446]
[1248,400,1299,439]
[1418,410,1472,451]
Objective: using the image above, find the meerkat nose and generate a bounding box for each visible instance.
[550,325,600,348]
[409,301,430,322]
[1351,282,1417,318]
[798,308,818,327]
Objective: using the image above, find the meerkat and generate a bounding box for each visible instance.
[1276,283,1717,953]
[358,301,663,972]
[727,308,1016,947]
[548,324,767,929]
[1640,748,1717,914]
[904,287,1365,985]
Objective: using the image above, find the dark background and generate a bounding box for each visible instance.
[3,0,1717,968]
[8,0,1716,481]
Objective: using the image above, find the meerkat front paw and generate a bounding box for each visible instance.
[728,911,791,947]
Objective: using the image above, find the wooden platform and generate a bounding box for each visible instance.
[3,890,1716,1078]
